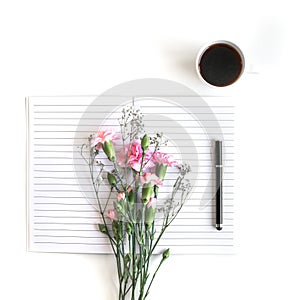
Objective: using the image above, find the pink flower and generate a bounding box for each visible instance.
[107,209,118,221]
[117,192,125,201]
[91,128,120,150]
[140,172,163,187]
[152,152,177,167]
[147,197,157,208]
[117,141,155,172]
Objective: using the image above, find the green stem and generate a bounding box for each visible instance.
[138,229,144,299]
[113,160,127,191]
[121,222,126,300]
[131,196,138,300]
[131,225,136,300]
[143,222,154,290]
[144,257,166,299]
[141,144,159,170]
[142,218,169,272]
[138,205,147,300]
[123,234,131,297]
[116,242,123,300]
[89,159,117,255]
[130,150,146,299]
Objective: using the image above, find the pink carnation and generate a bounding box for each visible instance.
[117,141,155,172]
[152,151,177,167]
[107,209,118,221]
[140,172,163,187]
[117,192,125,201]
[91,128,120,150]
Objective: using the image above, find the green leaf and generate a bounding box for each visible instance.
[98,224,108,235]
[125,222,132,235]
[125,253,132,264]
[112,220,123,240]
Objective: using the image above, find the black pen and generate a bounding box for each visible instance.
[215,140,223,231]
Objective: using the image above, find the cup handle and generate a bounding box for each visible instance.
[245,63,260,75]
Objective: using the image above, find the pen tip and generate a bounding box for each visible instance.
[216,226,223,231]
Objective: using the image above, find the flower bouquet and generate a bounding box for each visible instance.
[79,106,191,300]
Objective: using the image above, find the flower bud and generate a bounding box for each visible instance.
[114,200,125,217]
[145,206,156,229]
[142,183,153,204]
[141,134,150,151]
[103,140,116,161]
[162,248,170,260]
[128,189,135,204]
[155,164,167,180]
[107,172,117,187]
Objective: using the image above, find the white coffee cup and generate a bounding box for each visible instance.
[195,40,245,88]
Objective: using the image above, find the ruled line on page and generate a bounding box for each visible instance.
[27,96,235,254]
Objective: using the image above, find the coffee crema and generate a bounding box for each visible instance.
[198,43,243,87]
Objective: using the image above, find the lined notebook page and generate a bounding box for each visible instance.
[27,96,234,254]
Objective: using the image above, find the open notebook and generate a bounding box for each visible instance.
[26,95,234,254]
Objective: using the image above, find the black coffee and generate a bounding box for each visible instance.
[199,43,243,87]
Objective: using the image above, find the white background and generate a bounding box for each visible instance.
[1,1,299,299]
